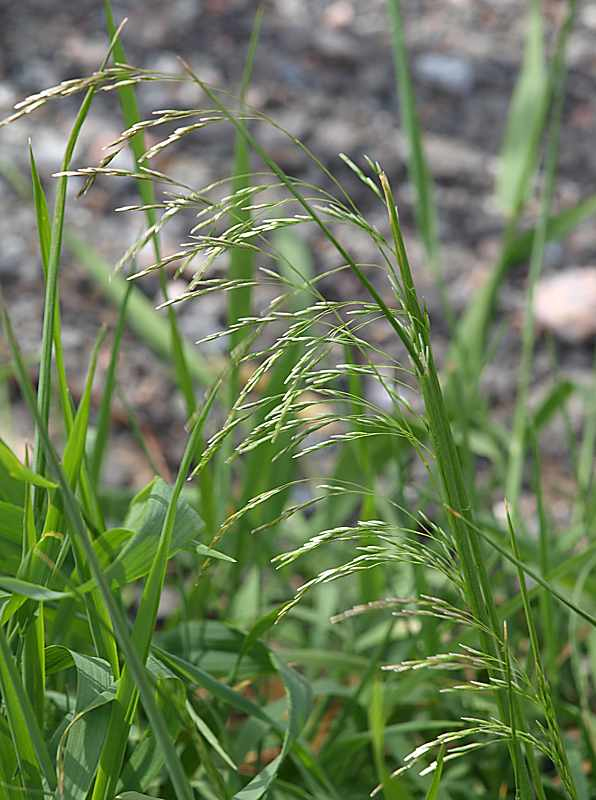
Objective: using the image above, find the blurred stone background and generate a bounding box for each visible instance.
[1,0,596,492]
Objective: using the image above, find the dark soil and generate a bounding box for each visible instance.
[2,0,596,491]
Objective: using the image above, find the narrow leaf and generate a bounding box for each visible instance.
[0,439,56,488]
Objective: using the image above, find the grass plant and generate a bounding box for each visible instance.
[0,2,594,799]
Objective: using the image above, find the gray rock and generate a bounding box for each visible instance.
[312,29,357,63]
[0,209,38,280]
[534,267,596,343]
[18,58,59,93]
[312,117,363,157]
[172,0,202,26]
[0,232,28,277]
[0,81,17,110]
[31,125,69,170]
[543,241,564,270]
[414,53,475,95]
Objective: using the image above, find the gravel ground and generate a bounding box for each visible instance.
[2,0,596,493]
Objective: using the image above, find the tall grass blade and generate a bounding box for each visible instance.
[0,301,195,800]
[424,744,445,800]
[530,427,556,677]
[53,647,114,800]
[496,0,547,214]
[503,622,531,800]
[386,0,451,330]
[32,21,126,506]
[233,655,312,800]
[503,193,596,268]
[506,0,572,512]
[447,508,596,627]
[221,7,263,532]
[157,646,328,796]
[0,624,55,793]
[29,143,72,431]
[90,386,216,800]
[228,7,263,356]
[0,439,55,489]
[506,509,578,799]
[20,481,45,729]
[369,678,411,799]
[90,283,132,484]
[103,0,196,416]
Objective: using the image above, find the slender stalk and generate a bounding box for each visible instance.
[2,300,195,800]
[386,0,453,332]
[103,0,196,417]
[507,510,578,799]
[507,0,573,510]
[32,23,126,510]
[90,282,132,484]
[90,382,218,800]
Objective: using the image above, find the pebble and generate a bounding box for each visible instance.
[543,242,564,270]
[178,292,228,355]
[17,59,59,92]
[0,209,38,280]
[274,0,309,24]
[534,268,596,342]
[0,82,17,111]
[581,4,596,29]
[85,124,134,168]
[63,35,110,69]
[31,125,69,170]
[323,1,355,29]
[172,0,202,25]
[312,117,363,157]
[166,279,188,302]
[414,52,475,95]
[312,29,358,63]
[0,232,28,278]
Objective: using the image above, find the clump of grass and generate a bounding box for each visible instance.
[0,2,594,799]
